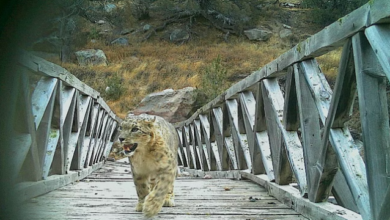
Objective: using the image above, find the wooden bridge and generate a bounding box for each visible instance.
[4,1,390,219]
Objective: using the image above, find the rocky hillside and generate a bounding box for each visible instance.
[32,0,330,119]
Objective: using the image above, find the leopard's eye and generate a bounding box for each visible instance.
[131,127,139,132]
[118,126,122,131]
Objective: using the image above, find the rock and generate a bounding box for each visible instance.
[133,87,198,123]
[143,24,152,32]
[75,49,107,66]
[111,37,129,46]
[121,28,134,35]
[97,20,105,25]
[244,28,272,41]
[282,24,292,29]
[104,3,117,13]
[170,29,190,42]
[279,29,292,39]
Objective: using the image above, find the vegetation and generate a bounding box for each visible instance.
[302,0,367,25]
[199,55,229,102]
[35,0,357,118]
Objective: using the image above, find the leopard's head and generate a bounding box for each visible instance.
[118,115,156,156]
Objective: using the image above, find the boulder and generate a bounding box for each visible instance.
[75,49,107,66]
[104,3,117,13]
[170,29,190,42]
[279,29,292,39]
[111,37,129,46]
[143,24,152,32]
[133,87,198,123]
[244,28,272,41]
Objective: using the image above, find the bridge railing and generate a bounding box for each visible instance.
[175,1,390,220]
[12,51,121,201]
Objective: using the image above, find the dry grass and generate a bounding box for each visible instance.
[316,48,342,85]
[62,33,288,117]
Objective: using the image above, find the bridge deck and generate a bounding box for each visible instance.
[21,160,307,219]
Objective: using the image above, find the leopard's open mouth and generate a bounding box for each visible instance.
[123,143,138,154]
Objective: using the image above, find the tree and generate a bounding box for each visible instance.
[302,0,367,25]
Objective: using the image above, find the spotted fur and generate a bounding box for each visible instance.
[119,114,179,218]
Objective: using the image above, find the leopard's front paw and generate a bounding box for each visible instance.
[163,193,175,207]
[135,202,143,212]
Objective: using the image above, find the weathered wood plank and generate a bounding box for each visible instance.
[299,59,370,219]
[226,99,251,171]
[183,125,195,169]
[189,124,201,169]
[16,161,104,202]
[192,120,209,170]
[212,107,238,170]
[20,160,307,220]
[241,172,362,220]
[31,78,58,130]
[10,133,32,180]
[294,63,323,202]
[253,82,275,181]
[199,114,219,171]
[332,170,359,213]
[42,129,60,179]
[365,24,390,81]
[176,128,187,168]
[353,31,390,220]
[262,79,307,195]
[175,1,377,129]
[240,91,265,175]
[211,107,230,170]
[19,51,100,99]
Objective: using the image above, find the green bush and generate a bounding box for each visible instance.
[302,0,367,26]
[105,73,124,100]
[199,55,228,102]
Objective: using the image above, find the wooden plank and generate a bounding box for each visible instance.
[35,81,57,178]
[261,80,291,185]
[92,113,109,164]
[31,78,58,130]
[241,172,362,220]
[299,58,370,219]
[20,71,42,181]
[20,160,307,220]
[177,128,188,168]
[294,63,323,202]
[262,79,307,195]
[42,129,60,179]
[211,107,230,170]
[240,91,265,175]
[305,41,354,203]
[86,108,104,167]
[253,82,275,181]
[73,96,92,169]
[183,125,194,169]
[332,170,359,213]
[61,87,77,173]
[189,124,201,169]
[329,40,357,128]
[369,0,390,25]
[10,133,32,180]
[225,99,251,171]
[16,161,104,202]
[365,24,390,82]
[18,51,100,99]
[199,114,219,171]
[353,31,390,220]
